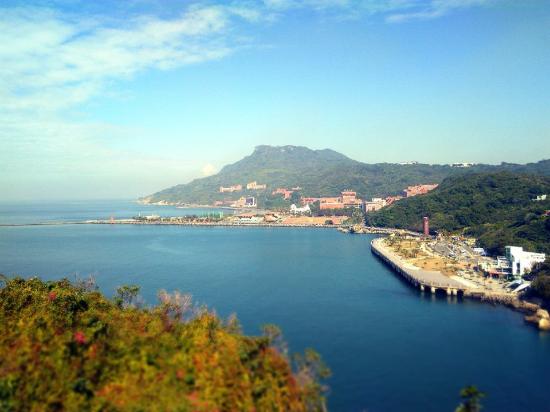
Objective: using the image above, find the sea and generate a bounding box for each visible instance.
[1,200,549,412]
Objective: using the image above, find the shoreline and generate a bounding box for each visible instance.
[0,220,342,229]
[370,237,547,330]
[0,220,401,233]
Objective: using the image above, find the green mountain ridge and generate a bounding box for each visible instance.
[141,145,550,206]
[365,172,550,255]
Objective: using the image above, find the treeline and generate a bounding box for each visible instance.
[0,276,329,411]
[366,172,550,255]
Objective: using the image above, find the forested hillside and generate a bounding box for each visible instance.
[141,144,550,206]
[366,172,550,255]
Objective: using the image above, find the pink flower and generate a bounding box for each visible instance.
[74,331,87,344]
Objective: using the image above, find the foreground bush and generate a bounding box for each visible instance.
[0,276,328,411]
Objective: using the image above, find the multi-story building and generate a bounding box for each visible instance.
[505,246,546,276]
[232,196,257,208]
[219,185,243,193]
[246,181,267,190]
[363,197,387,212]
[319,191,363,210]
[319,197,344,210]
[302,197,321,205]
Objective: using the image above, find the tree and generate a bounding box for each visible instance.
[114,285,140,308]
[455,385,485,412]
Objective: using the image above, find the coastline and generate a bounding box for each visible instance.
[0,220,341,229]
[370,237,548,330]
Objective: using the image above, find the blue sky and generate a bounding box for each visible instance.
[1,0,549,200]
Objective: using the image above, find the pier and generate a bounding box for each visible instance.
[371,237,467,296]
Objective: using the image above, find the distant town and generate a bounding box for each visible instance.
[200,180,439,211]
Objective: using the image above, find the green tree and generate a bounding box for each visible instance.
[114,285,140,308]
[455,385,485,412]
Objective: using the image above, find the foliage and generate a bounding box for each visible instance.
[142,145,550,205]
[455,385,485,412]
[366,172,550,255]
[528,261,550,301]
[0,276,329,411]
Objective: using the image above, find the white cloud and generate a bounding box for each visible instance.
[385,0,493,23]
[0,5,240,112]
[0,0,499,200]
[201,163,217,176]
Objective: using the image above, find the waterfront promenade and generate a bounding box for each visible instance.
[371,237,468,295]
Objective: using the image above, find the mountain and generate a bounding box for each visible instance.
[141,145,550,206]
[365,172,550,255]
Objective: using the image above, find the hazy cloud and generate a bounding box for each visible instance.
[0,0,500,200]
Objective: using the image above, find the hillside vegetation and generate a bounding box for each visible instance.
[366,172,550,255]
[141,145,550,205]
[0,277,328,411]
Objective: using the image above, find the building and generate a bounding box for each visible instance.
[302,197,321,205]
[422,217,430,236]
[363,198,387,212]
[246,181,267,190]
[403,184,439,198]
[232,196,257,208]
[385,196,403,206]
[341,190,357,204]
[290,203,311,215]
[450,162,475,168]
[319,197,344,210]
[219,185,242,193]
[272,188,294,200]
[319,191,363,210]
[481,258,512,278]
[505,246,546,276]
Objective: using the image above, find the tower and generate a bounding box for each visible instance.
[422,216,430,236]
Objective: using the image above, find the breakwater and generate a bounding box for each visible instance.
[370,237,545,329]
[0,220,340,229]
[371,237,467,296]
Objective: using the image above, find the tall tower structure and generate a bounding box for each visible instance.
[423,216,430,237]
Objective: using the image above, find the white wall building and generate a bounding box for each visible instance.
[290,203,311,215]
[505,246,546,276]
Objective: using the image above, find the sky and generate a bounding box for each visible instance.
[1,0,549,201]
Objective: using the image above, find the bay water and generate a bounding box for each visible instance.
[1,201,549,411]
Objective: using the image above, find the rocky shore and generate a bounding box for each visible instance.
[524,308,550,331]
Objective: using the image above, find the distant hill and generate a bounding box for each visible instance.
[366,172,550,255]
[141,145,550,206]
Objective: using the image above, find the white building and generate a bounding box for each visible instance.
[290,203,311,215]
[363,198,387,212]
[505,246,546,276]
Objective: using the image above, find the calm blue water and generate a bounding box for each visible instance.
[1,202,549,412]
[0,200,227,225]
